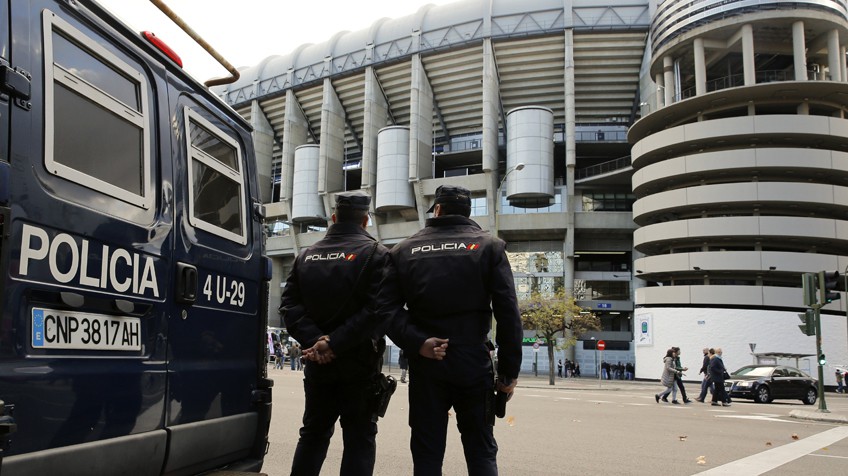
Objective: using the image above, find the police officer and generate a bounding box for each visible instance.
[378,185,523,476]
[279,191,389,476]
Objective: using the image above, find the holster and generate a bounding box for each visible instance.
[370,373,397,422]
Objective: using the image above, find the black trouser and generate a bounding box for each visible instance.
[291,377,377,476]
[409,374,496,476]
[711,379,728,403]
[674,375,688,401]
[407,347,497,476]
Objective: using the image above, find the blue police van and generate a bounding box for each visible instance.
[1,1,272,474]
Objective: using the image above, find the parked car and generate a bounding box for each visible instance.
[725,365,818,405]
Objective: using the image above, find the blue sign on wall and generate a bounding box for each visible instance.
[596,303,612,309]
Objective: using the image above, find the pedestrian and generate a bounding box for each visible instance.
[655,348,681,404]
[836,369,844,394]
[625,362,634,380]
[709,347,730,406]
[274,343,283,370]
[672,347,692,403]
[296,343,304,371]
[575,363,581,377]
[399,349,409,383]
[557,359,563,378]
[279,191,390,476]
[377,185,523,476]
[695,347,712,403]
[290,343,300,371]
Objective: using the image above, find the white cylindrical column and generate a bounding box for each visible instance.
[663,56,674,105]
[291,145,324,222]
[742,24,755,86]
[694,38,706,96]
[376,126,415,211]
[828,29,841,81]
[505,106,554,200]
[793,21,807,81]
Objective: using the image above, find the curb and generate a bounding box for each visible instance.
[789,409,848,424]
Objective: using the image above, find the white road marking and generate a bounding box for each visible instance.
[715,415,793,423]
[810,454,848,460]
[694,426,848,475]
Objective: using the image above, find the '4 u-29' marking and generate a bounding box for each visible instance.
[202,274,246,308]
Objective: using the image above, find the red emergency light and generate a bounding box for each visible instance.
[142,31,183,67]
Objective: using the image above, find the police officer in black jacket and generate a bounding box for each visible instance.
[378,185,523,476]
[279,191,389,476]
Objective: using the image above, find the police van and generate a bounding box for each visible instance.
[1,1,272,474]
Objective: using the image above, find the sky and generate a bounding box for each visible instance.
[99,0,458,83]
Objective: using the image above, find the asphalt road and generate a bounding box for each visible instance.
[260,368,848,475]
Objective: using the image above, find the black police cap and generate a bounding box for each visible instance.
[426,185,471,213]
[335,191,371,210]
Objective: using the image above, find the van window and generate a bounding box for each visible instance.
[43,10,153,208]
[42,11,151,208]
[185,108,247,244]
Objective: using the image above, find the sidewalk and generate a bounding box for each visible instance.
[516,373,654,391]
[515,373,848,425]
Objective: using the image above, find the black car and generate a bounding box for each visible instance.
[725,365,818,405]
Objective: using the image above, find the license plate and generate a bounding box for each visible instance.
[32,308,141,351]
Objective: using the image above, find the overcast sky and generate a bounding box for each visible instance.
[99,0,457,82]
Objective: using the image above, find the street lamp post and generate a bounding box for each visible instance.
[491,162,525,344]
[493,162,525,238]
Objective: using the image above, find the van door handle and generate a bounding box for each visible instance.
[175,263,197,304]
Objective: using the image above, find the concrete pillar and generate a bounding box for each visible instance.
[319,78,346,217]
[842,46,847,83]
[363,67,389,191]
[410,54,434,227]
[742,24,755,86]
[249,100,275,204]
[828,29,841,81]
[663,56,674,106]
[693,38,706,96]
[319,79,346,196]
[564,29,576,296]
[482,39,499,174]
[280,89,308,206]
[793,21,807,81]
[483,38,500,231]
[654,73,664,108]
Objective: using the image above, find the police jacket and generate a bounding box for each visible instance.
[379,215,523,380]
[279,223,389,379]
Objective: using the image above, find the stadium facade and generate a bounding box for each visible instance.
[217,0,848,382]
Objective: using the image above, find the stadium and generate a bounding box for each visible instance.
[216,0,848,381]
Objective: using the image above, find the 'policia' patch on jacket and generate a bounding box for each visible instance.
[304,252,358,262]
[410,242,480,254]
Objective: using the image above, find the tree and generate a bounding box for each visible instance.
[519,290,600,385]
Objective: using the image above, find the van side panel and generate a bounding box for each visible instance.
[1,0,169,462]
[1,1,270,473]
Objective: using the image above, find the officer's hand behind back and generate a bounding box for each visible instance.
[419,337,449,360]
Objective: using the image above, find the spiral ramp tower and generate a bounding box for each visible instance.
[630,0,848,377]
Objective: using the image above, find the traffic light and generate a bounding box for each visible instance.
[819,271,841,303]
[802,273,818,306]
[798,309,815,336]
[818,354,827,366]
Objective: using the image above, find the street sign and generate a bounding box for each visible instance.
[532,342,540,351]
[597,340,606,351]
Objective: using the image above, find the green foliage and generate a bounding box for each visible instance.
[519,290,600,350]
[519,290,600,385]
